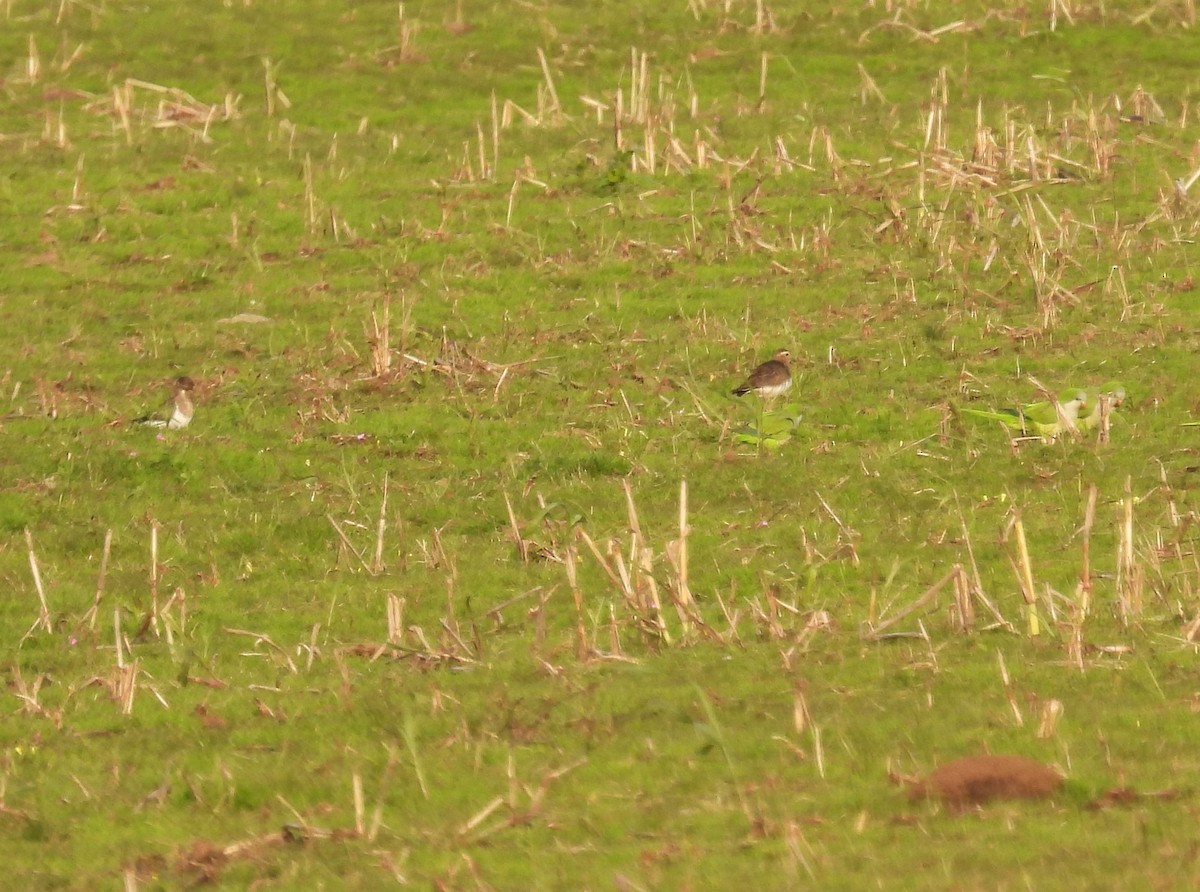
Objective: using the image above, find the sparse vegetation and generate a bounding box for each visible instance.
[3,1,1200,888]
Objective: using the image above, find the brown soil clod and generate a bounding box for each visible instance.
[906,754,1065,809]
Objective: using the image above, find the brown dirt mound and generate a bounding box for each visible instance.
[908,754,1064,809]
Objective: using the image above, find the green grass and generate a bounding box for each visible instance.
[3,0,1200,888]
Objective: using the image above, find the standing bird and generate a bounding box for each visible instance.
[731,350,792,402]
[137,376,196,430]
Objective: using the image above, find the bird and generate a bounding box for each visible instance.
[961,389,1087,439]
[136,376,196,430]
[731,350,792,401]
[1077,381,1126,432]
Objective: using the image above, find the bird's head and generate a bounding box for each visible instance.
[1061,388,1088,408]
[1101,382,1126,406]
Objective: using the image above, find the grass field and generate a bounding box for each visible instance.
[3,0,1200,888]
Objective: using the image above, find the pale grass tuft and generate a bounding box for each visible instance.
[367,300,392,377]
[327,514,377,574]
[303,154,317,234]
[373,472,389,572]
[996,649,1023,726]
[814,491,860,566]
[785,682,808,738]
[12,666,62,728]
[147,520,160,638]
[950,562,975,632]
[226,627,299,674]
[1004,507,1042,636]
[864,564,962,640]
[385,594,404,644]
[115,659,139,716]
[503,491,529,562]
[536,48,563,124]
[1077,484,1099,615]
[857,62,887,105]
[80,528,113,632]
[1116,476,1142,622]
[564,543,590,661]
[1037,699,1064,738]
[26,34,40,83]
[784,820,818,881]
[21,528,52,641]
